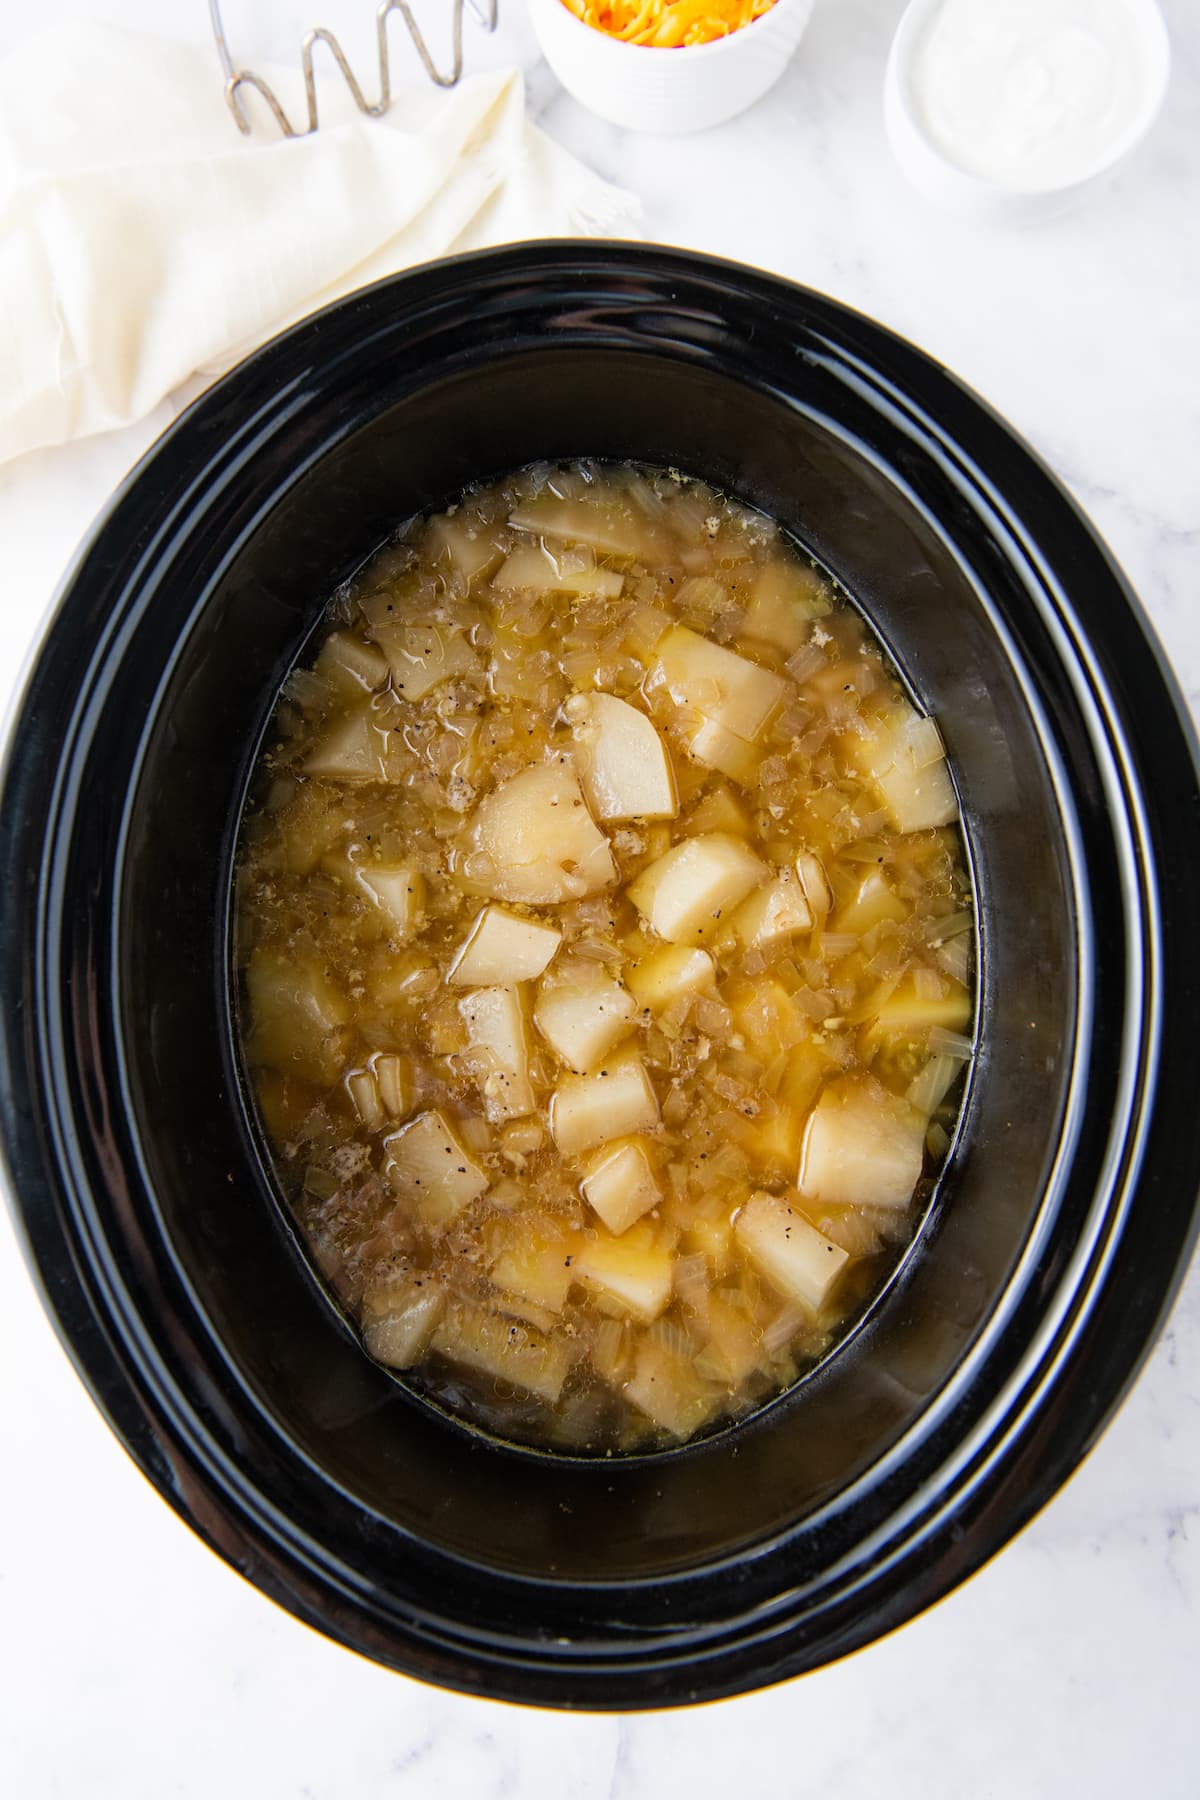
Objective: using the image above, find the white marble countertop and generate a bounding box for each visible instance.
[1,1,1198,1794]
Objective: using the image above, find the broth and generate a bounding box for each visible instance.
[235,462,975,1452]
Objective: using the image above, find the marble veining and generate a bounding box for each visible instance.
[0,1,1197,1794]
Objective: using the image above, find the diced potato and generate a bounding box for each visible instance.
[534,976,637,1074]
[371,622,479,701]
[465,762,616,905]
[740,560,832,653]
[650,625,790,742]
[741,1043,825,1172]
[798,1077,925,1209]
[447,905,561,986]
[734,1192,849,1312]
[362,1279,445,1369]
[566,693,678,822]
[431,1301,571,1404]
[628,832,767,945]
[245,946,348,1082]
[581,1138,662,1235]
[491,543,561,592]
[695,1294,762,1385]
[304,705,390,782]
[425,512,504,585]
[490,1222,577,1315]
[354,863,424,939]
[492,542,623,598]
[626,944,716,1013]
[550,1055,659,1156]
[625,1336,719,1437]
[687,784,753,837]
[458,987,535,1120]
[731,871,812,948]
[575,1220,674,1322]
[509,494,668,561]
[315,630,390,697]
[795,849,833,922]
[847,702,957,833]
[835,868,907,934]
[374,1052,416,1118]
[686,716,764,787]
[867,973,973,1040]
[384,1110,489,1228]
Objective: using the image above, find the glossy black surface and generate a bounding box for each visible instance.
[1,245,1198,1708]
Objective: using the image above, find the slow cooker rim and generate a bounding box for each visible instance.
[2,242,1197,1710]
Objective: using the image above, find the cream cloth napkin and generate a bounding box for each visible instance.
[0,23,639,467]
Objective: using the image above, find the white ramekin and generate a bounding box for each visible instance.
[883,0,1171,220]
[527,0,815,134]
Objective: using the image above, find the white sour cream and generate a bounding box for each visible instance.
[910,0,1163,190]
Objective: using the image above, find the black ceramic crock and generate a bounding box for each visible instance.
[2,244,1198,1710]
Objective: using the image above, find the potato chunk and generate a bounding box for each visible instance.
[384,1110,489,1228]
[245,946,348,1082]
[626,1337,719,1437]
[492,542,623,598]
[867,973,973,1041]
[798,1077,925,1209]
[354,863,424,939]
[362,1279,445,1370]
[847,702,957,834]
[734,1192,849,1312]
[731,871,812,948]
[304,705,391,782]
[650,625,790,741]
[686,715,764,787]
[509,494,668,561]
[566,693,678,822]
[371,622,478,700]
[534,975,637,1074]
[835,868,907,934]
[447,905,561,986]
[432,1301,570,1404]
[425,512,503,585]
[740,560,832,653]
[490,1229,577,1317]
[628,832,767,945]
[626,944,715,1013]
[575,1220,674,1322]
[687,784,753,837]
[550,1055,659,1156]
[465,762,616,904]
[581,1138,662,1235]
[315,630,390,698]
[458,987,535,1120]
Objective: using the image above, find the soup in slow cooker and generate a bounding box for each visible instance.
[235,463,975,1452]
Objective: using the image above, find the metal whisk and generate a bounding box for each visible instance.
[209,0,500,137]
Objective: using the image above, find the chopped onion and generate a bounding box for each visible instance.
[936,935,971,984]
[762,1301,808,1355]
[786,642,827,684]
[905,1054,959,1117]
[926,1026,975,1060]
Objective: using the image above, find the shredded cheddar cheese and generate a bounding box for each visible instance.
[562,0,778,49]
